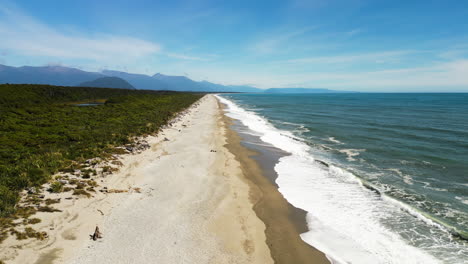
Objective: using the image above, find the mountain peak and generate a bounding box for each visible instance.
[79,76,135,89]
[152,73,191,80]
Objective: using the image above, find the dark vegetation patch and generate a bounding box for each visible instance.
[0,84,202,220]
[10,226,48,240]
[49,181,64,193]
[72,189,91,197]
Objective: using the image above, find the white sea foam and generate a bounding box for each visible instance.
[294,124,310,134]
[455,196,468,205]
[386,168,414,185]
[328,137,343,144]
[217,95,443,264]
[422,182,449,192]
[337,148,365,161]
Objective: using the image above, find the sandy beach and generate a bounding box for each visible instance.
[0,94,328,264]
[221,107,329,264]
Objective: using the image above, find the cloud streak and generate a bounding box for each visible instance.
[249,26,317,54]
[282,50,412,65]
[346,28,363,37]
[166,53,208,61]
[0,5,161,63]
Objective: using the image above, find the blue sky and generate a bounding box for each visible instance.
[1,0,467,91]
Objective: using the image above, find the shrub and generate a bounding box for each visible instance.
[72,189,91,198]
[49,181,63,193]
[0,186,18,217]
[37,206,61,213]
[26,218,41,225]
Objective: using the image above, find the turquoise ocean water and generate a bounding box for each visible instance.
[218,93,467,264]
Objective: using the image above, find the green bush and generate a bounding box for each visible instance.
[49,181,63,193]
[0,186,19,217]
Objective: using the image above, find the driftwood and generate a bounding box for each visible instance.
[90,226,103,241]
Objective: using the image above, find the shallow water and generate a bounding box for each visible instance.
[218,93,468,264]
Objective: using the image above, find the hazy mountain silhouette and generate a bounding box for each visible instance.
[79,77,135,89]
[101,70,171,90]
[152,73,211,91]
[0,64,104,86]
[0,64,349,93]
[198,81,262,93]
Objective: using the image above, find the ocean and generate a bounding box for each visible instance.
[217,93,468,264]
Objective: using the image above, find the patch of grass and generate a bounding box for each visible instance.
[87,180,98,187]
[13,207,37,219]
[11,227,47,241]
[0,217,14,228]
[102,166,111,173]
[69,179,78,185]
[10,229,28,240]
[72,189,91,198]
[111,160,123,166]
[37,206,61,213]
[25,218,41,225]
[111,148,128,155]
[44,198,60,205]
[0,231,8,244]
[24,195,42,205]
[107,189,128,193]
[49,181,64,193]
[75,182,87,190]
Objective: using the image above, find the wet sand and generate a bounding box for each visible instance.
[220,103,330,264]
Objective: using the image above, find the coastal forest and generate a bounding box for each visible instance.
[0,84,202,218]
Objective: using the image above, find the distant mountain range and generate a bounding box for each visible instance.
[0,64,352,93]
[0,64,103,86]
[101,70,172,91]
[79,77,136,90]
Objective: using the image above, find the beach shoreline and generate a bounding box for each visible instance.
[219,100,329,264]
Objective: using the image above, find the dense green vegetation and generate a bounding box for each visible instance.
[0,84,203,217]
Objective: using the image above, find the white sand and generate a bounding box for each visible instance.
[0,95,272,264]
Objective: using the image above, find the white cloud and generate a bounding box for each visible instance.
[166,53,207,61]
[346,28,363,37]
[0,5,161,63]
[250,26,317,54]
[283,50,412,65]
